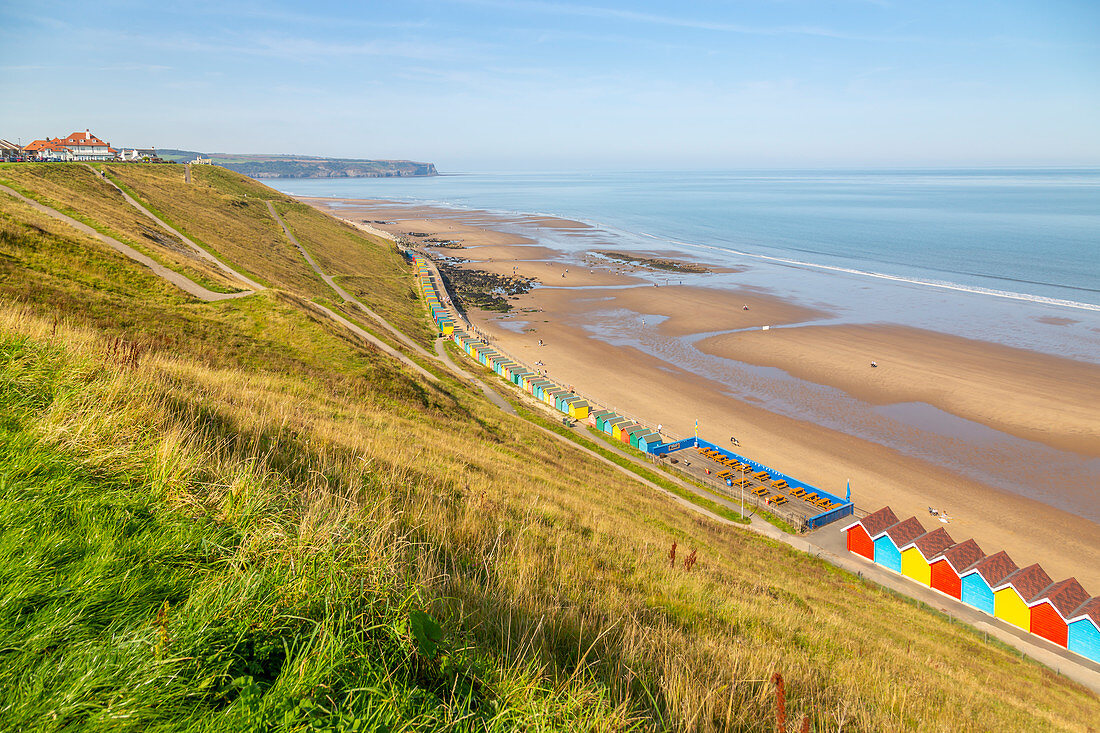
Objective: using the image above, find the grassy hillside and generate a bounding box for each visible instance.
[0,163,1097,731]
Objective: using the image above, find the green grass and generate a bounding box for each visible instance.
[0,335,622,732]
[513,401,751,526]
[272,201,433,347]
[1,164,1098,731]
[0,165,246,294]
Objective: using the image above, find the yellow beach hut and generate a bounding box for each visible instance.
[992,564,1053,630]
[899,527,955,587]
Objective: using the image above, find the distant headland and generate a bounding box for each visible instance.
[158,149,437,179]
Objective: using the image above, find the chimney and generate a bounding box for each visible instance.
[86,129,91,140]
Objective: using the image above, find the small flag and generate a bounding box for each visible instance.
[846,480,851,503]
[694,418,698,439]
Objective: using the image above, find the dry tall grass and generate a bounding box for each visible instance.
[4,300,1097,731]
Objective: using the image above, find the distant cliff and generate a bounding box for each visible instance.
[156,150,437,179]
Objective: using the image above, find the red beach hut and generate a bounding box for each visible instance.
[928,538,985,599]
[840,506,898,561]
[1027,578,1090,647]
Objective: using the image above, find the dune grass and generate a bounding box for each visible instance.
[0,165,1097,731]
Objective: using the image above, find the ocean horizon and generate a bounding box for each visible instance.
[267,168,1100,364]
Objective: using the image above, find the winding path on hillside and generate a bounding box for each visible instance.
[0,184,253,302]
[264,201,439,382]
[265,201,438,360]
[84,164,266,291]
[433,338,516,415]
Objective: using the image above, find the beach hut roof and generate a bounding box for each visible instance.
[1027,578,1090,619]
[992,563,1053,601]
[884,517,925,547]
[932,538,984,573]
[962,550,1018,586]
[905,527,954,557]
[1068,597,1100,629]
[841,506,898,536]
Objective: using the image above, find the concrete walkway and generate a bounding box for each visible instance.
[84,164,265,291]
[0,184,253,303]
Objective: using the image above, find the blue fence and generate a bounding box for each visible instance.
[651,436,698,455]
[672,438,854,530]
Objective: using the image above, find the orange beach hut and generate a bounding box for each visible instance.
[899,527,955,587]
[929,538,984,599]
[1028,578,1090,647]
[841,506,899,562]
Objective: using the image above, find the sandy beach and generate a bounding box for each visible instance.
[303,195,1100,590]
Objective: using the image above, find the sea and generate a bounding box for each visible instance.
[268,169,1100,362]
[267,169,1100,518]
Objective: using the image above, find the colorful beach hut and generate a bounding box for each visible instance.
[928,538,984,599]
[991,564,1052,631]
[589,409,612,428]
[1067,598,1100,663]
[604,416,629,436]
[636,433,662,453]
[873,516,925,574]
[960,551,1018,616]
[1027,578,1090,647]
[627,426,649,448]
[899,527,955,587]
[568,400,590,420]
[613,422,639,442]
[841,506,899,562]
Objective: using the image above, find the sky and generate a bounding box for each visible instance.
[1,0,1098,170]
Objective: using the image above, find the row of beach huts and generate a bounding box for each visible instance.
[414,256,669,454]
[843,507,1100,664]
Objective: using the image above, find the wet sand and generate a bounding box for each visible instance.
[698,324,1100,458]
[299,195,1100,591]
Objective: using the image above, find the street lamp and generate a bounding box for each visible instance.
[740,462,745,519]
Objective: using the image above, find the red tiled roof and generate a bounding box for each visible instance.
[994,563,1053,601]
[1069,597,1100,628]
[858,506,899,537]
[933,538,984,573]
[58,131,109,147]
[1029,578,1090,618]
[884,516,925,547]
[963,550,1017,586]
[910,527,954,558]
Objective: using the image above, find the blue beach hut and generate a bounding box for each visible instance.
[872,517,924,574]
[636,433,662,453]
[959,551,1018,616]
[1067,598,1100,663]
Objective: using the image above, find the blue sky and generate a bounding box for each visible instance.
[1,0,1097,170]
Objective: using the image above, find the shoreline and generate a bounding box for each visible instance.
[300,195,1100,590]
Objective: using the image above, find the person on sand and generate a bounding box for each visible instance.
[870,361,878,368]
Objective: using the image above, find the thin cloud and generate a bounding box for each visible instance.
[446,0,892,41]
